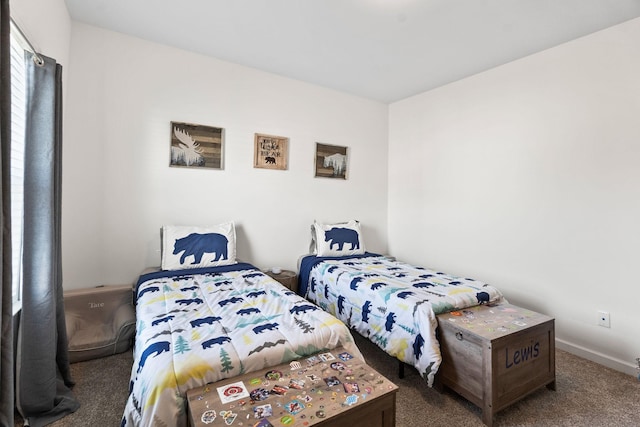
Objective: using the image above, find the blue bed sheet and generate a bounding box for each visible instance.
[297,252,380,296]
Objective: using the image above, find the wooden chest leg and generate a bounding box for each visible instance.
[482,404,494,427]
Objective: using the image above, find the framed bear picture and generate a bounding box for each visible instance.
[254,133,289,170]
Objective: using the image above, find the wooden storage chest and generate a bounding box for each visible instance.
[186,346,397,427]
[437,303,555,426]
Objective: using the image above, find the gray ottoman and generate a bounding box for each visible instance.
[64,284,136,363]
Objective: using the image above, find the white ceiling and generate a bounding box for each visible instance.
[64,0,640,103]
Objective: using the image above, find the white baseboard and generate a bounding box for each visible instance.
[556,338,638,378]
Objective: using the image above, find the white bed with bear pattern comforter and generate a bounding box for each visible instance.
[299,254,503,387]
[122,263,362,427]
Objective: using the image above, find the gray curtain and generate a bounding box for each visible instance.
[16,51,79,426]
[0,0,15,425]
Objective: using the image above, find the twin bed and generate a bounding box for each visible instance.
[123,262,362,426]
[122,224,361,426]
[122,221,503,426]
[298,252,503,387]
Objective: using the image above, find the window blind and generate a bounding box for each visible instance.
[10,31,26,313]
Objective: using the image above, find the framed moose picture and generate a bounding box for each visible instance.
[170,121,224,169]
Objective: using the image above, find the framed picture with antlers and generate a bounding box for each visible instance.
[254,133,289,170]
[170,121,224,169]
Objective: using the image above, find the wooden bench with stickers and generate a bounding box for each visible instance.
[186,346,398,427]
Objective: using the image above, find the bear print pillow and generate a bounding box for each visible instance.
[313,220,365,257]
[161,223,237,270]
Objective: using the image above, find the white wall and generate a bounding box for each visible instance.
[9,0,70,81]
[63,23,389,290]
[389,17,640,375]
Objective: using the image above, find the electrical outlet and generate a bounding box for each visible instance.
[597,310,610,328]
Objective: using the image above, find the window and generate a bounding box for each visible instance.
[10,30,26,314]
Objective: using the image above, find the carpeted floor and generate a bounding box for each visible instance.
[16,332,640,426]
[355,334,640,426]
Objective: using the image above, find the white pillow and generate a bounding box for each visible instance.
[161,223,237,270]
[312,220,365,257]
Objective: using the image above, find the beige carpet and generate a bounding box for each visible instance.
[354,333,640,426]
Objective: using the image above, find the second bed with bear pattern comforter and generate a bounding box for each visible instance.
[299,254,504,387]
[122,263,362,427]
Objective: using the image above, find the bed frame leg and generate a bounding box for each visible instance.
[398,360,405,379]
